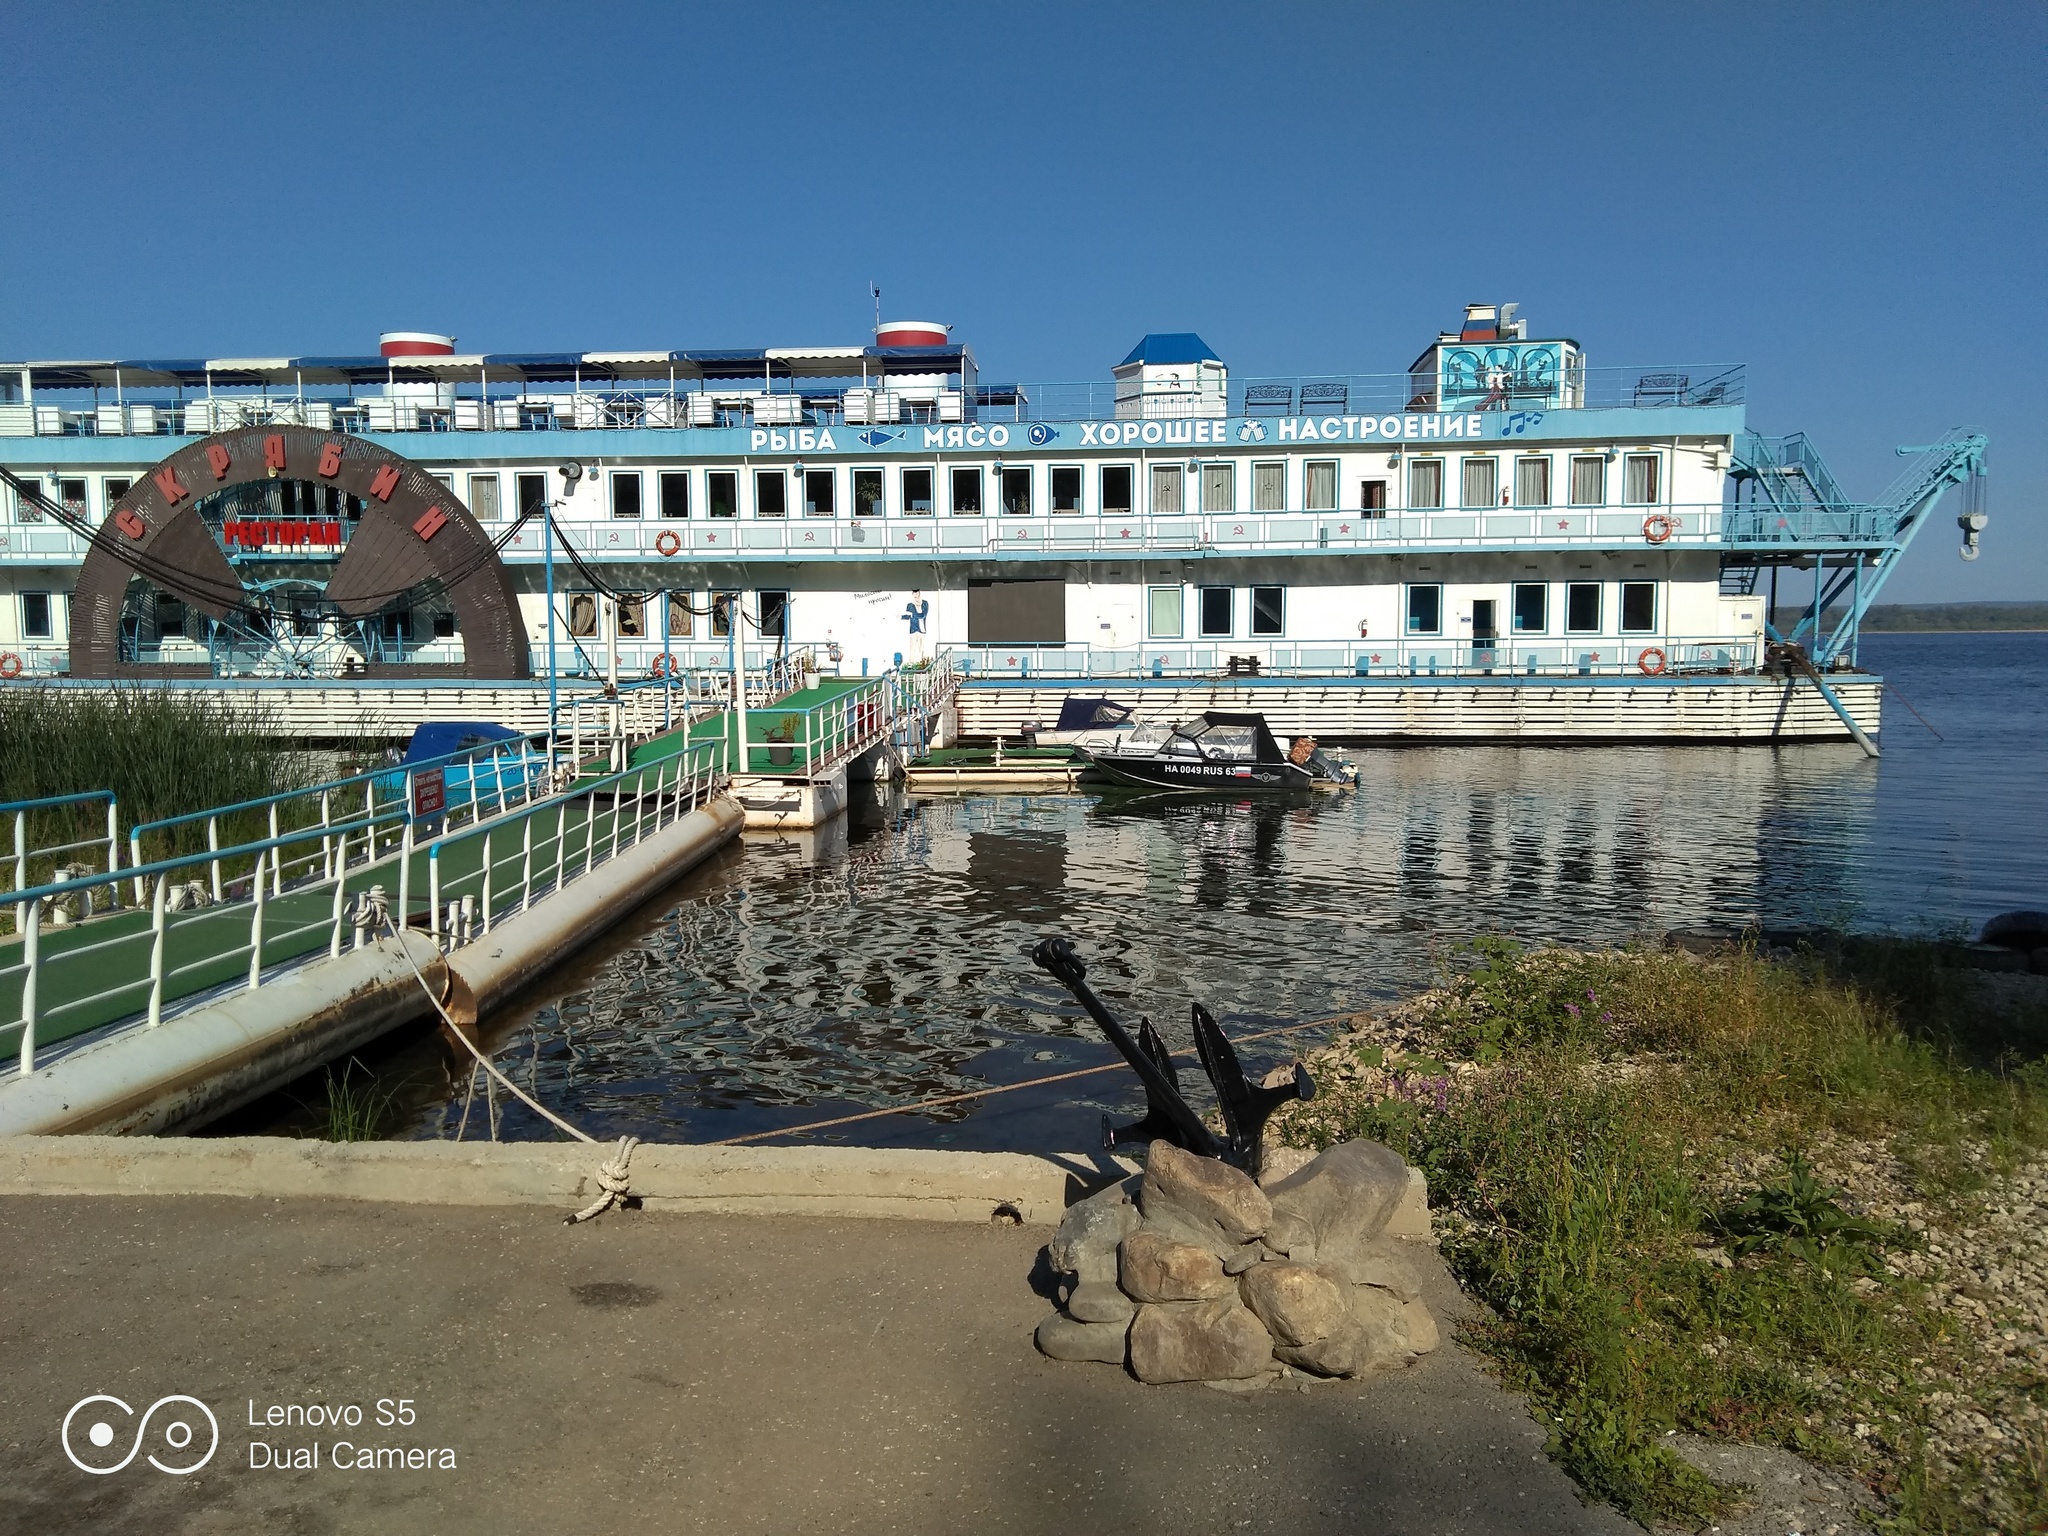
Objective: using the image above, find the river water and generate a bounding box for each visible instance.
[238,632,2048,1151]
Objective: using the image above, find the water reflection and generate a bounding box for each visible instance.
[299,634,2042,1152]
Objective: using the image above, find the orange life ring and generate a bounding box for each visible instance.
[651,653,681,678]
[655,529,682,557]
[1637,647,1668,676]
[1641,513,1676,543]
[0,652,21,679]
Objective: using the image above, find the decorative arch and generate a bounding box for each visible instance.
[72,426,530,679]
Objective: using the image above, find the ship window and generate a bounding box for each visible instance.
[1150,463,1182,515]
[804,470,834,517]
[1305,460,1337,511]
[711,594,733,637]
[434,610,458,639]
[610,472,642,520]
[1250,585,1284,636]
[1148,586,1184,639]
[708,470,738,519]
[950,467,982,515]
[1624,454,1661,505]
[1514,456,1551,507]
[902,467,934,514]
[1359,479,1387,515]
[1512,583,1547,633]
[1198,585,1232,638]
[667,593,693,637]
[468,473,501,520]
[567,593,598,637]
[1253,462,1285,511]
[1569,456,1606,506]
[1408,458,1443,509]
[22,591,51,638]
[659,471,689,519]
[1566,581,1601,632]
[1406,584,1441,635]
[1201,463,1233,512]
[516,472,548,519]
[1100,464,1133,516]
[759,590,789,638]
[614,597,644,638]
[1050,465,1082,513]
[754,470,786,518]
[58,478,87,510]
[1461,457,1498,509]
[105,477,131,505]
[853,468,883,516]
[156,594,184,638]
[1620,581,1656,632]
[1001,466,1031,515]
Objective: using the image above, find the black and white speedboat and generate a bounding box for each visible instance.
[1082,711,1355,793]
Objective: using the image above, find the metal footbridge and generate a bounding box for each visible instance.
[0,656,956,1085]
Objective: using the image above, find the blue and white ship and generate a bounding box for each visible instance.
[0,305,1989,745]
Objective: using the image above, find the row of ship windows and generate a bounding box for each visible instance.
[8,453,1665,525]
[1143,582,1658,639]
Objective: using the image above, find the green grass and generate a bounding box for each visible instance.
[1277,937,2048,1531]
[319,1056,401,1141]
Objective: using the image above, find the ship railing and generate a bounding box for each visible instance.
[124,735,552,915]
[7,791,120,938]
[946,635,1765,683]
[420,736,728,956]
[0,365,1746,439]
[0,734,730,1074]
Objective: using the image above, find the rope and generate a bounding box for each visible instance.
[1883,681,1946,741]
[707,1012,1357,1146]
[383,918,654,1225]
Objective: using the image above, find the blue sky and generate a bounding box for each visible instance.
[2,2,2039,602]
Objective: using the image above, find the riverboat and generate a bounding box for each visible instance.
[0,306,1990,747]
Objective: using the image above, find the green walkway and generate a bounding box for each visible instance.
[0,780,677,1058]
[627,679,878,775]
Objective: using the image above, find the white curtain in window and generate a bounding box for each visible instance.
[1461,458,1498,509]
[1305,461,1337,511]
[1570,457,1605,506]
[1514,457,1550,507]
[1409,459,1443,509]
[1150,464,1182,514]
[1253,462,1286,511]
[1625,455,1660,505]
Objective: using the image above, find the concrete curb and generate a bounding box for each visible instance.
[0,1136,1431,1231]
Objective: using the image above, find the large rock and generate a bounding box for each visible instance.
[1981,910,2048,950]
[1265,1140,1410,1270]
[1048,1175,1141,1283]
[1141,1141,1271,1245]
[1399,1298,1441,1354]
[1036,1312,1130,1365]
[1119,1231,1236,1303]
[1067,1281,1135,1325]
[1128,1299,1275,1384]
[1347,1237,1424,1302]
[1238,1261,1350,1348]
[1277,1285,1417,1378]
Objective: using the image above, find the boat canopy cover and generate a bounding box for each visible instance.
[1177,712,1285,762]
[404,720,525,763]
[1055,697,1134,731]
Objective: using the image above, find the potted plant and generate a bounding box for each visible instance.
[763,714,799,767]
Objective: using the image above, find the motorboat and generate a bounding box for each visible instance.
[1020,696,1142,753]
[1081,711,1356,793]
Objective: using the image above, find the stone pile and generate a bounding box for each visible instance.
[1035,1138,1439,1386]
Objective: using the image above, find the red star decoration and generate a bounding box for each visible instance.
[1339,523,1352,534]
[1118,528,1131,538]
[705,533,719,544]
[1370,653,1382,663]
[905,531,918,541]
[1005,656,1018,666]
[1590,652,1602,661]
[1557,519,1569,530]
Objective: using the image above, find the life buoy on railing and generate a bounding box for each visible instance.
[1637,646,1668,676]
[0,652,22,679]
[1641,513,1676,544]
[654,529,682,557]
[651,653,680,678]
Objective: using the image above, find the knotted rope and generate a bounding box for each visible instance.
[565,1136,640,1225]
[385,919,642,1226]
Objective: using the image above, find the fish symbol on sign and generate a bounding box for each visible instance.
[1026,424,1056,446]
[857,429,902,448]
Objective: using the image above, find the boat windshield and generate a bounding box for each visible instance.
[1187,724,1259,760]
